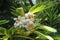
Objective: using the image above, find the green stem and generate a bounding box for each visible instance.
[13,35,34,40]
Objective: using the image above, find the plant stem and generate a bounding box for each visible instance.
[13,35,34,40]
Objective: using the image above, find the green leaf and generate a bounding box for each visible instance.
[30,5,46,13]
[24,31,31,36]
[13,35,34,40]
[3,36,9,40]
[11,7,24,16]
[29,1,55,13]
[8,27,16,36]
[29,3,40,12]
[0,38,3,40]
[0,20,9,25]
[54,34,60,40]
[0,27,7,35]
[34,31,54,40]
[36,25,57,33]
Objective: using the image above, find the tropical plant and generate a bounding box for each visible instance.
[0,1,57,40]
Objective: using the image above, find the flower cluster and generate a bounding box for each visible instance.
[14,12,35,30]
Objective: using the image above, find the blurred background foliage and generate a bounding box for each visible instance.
[0,0,60,40]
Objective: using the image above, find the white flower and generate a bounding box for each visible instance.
[21,17,25,19]
[19,22,22,24]
[14,18,17,20]
[14,23,19,28]
[14,23,17,28]
[14,12,35,30]
[23,25,27,28]
[31,0,36,4]
[25,12,35,19]
[16,23,20,26]
[19,23,22,28]
[25,25,28,30]
[30,18,34,21]
[28,21,34,24]
[25,13,29,19]
[26,19,30,22]
[18,16,21,18]
[21,17,26,23]
[17,16,21,20]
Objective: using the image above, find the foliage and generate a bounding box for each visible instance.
[0,20,9,25]
[11,7,24,16]
[0,0,60,40]
[0,1,57,40]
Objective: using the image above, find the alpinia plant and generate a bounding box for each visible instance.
[0,1,57,40]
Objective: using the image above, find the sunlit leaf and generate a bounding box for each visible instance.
[29,1,55,13]
[29,3,40,12]
[36,25,57,32]
[34,31,54,40]
[3,36,9,40]
[30,5,46,13]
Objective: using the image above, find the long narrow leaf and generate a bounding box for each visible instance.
[34,31,54,40]
[30,5,46,13]
[0,20,9,25]
[36,25,57,32]
[29,1,55,13]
